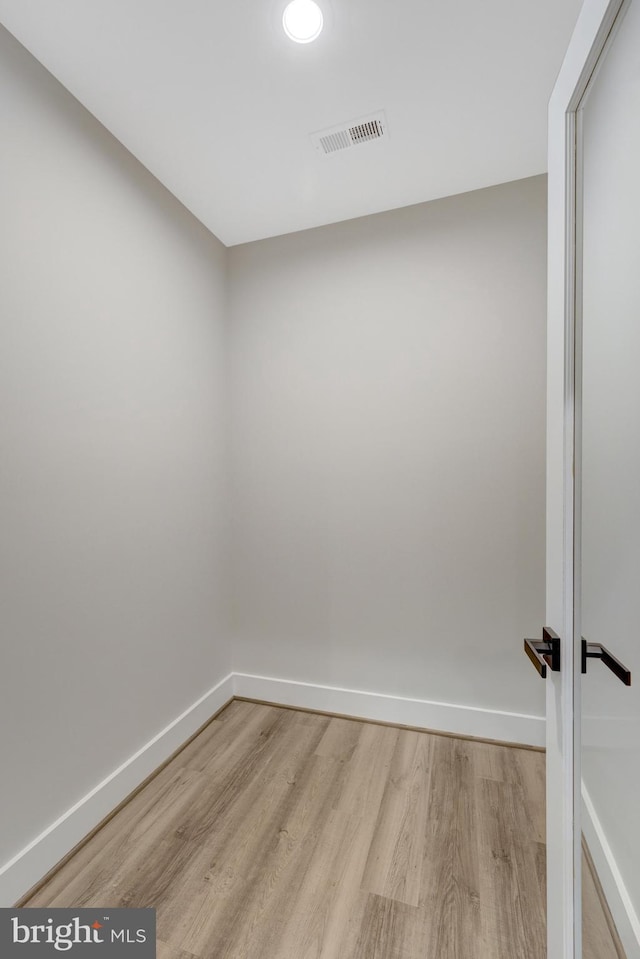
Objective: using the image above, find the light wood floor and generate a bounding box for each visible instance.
[24,700,624,958]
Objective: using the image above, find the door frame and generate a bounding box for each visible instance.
[547,1,631,956]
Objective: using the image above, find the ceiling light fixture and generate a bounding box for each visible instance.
[282,0,324,44]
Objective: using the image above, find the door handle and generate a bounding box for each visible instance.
[581,639,631,686]
[524,627,561,677]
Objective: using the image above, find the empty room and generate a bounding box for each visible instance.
[0,0,638,957]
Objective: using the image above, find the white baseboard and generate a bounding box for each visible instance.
[1,671,543,907]
[0,673,234,908]
[582,783,640,959]
[232,673,545,748]
[8,668,636,959]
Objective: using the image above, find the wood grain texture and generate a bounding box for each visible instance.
[23,700,624,959]
[583,838,627,959]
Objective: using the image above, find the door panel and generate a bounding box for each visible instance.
[579,1,640,952]
[547,1,639,955]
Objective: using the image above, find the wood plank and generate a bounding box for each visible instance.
[413,736,482,959]
[352,894,416,959]
[267,722,399,959]
[361,730,431,907]
[583,840,626,959]
[156,942,198,959]
[314,716,362,762]
[475,776,539,959]
[173,740,342,955]
[145,711,332,946]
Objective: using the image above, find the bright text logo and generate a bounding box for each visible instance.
[0,909,155,958]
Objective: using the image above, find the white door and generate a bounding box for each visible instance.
[579,2,640,951]
[547,0,640,956]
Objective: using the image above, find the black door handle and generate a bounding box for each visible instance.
[581,639,631,686]
[524,627,561,677]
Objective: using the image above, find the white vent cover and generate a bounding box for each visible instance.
[311,111,388,156]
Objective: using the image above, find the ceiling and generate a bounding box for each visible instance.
[0,0,583,246]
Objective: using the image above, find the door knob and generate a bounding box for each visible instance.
[581,639,631,685]
[524,627,561,677]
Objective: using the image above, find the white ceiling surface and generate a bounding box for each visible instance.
[0,0,583,246]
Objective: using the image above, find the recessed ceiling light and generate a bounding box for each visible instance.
[282,0,324,44]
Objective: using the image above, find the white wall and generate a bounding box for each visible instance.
[580,0,640,949]
[0,22,550,903]
[0,24,230,887]
[228,176,547,721]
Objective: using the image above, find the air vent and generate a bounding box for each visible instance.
[311,111,387,156]
[319,129,352,154]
